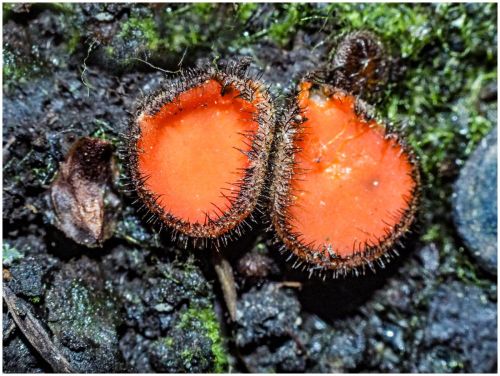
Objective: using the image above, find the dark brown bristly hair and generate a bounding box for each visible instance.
[269,81,420,278]
[124,59,275,246]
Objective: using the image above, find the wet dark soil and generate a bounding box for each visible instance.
[3,3,497,373]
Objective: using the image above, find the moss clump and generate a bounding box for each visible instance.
[150,303,228,373]
[118,16,160,51]
[329,3,433,58]
[115,4,223,59]
[3,47,44,83]
[29,296,41,304]
[91,120,120,145]
[2,243,23,266]
[266,4,302,47]
[178,306,229,373]
[66,28,82,54]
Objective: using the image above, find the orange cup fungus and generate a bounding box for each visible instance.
[269,82,419,275]
[126,62,275,240]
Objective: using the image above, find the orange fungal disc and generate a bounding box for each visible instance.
[270,82,419,276]
[126,61,275,241]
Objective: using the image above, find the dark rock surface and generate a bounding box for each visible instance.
[3,336,48,373]
[235,283,301,347]
[416,282,497,372]
[453,127,497,275]
[44,257,126,372]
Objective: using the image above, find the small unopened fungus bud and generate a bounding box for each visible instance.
[270,82,419,275]
[331,30,390,97]
[126,61,275,241]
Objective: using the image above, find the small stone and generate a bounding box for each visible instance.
[378,324,405,352]
[453,127,497,274]
[154,303,174,313]
[95,12,114,22]
[418,243,440,274]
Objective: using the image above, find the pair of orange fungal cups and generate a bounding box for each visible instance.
[126,63,419,274]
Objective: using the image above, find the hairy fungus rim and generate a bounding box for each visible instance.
[125,60,276,241]
[269,81,421,277]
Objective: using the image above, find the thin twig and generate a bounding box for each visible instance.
[211,250,238,321]
[3,286,74,373]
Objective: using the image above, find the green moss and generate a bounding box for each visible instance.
[67,29,81,54]
[2,243,23,266]
[266,4,302,47]
[234,2,259,23]
[163,336,174,347]
[159,4,218,54]
[119,16,161,51]
[329,3,433,58]
[178,306,228,373]
[91,120,120,145]
[29,296,41,304]
[3,48,36,83]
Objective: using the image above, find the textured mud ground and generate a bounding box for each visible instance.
[2,3,497,373]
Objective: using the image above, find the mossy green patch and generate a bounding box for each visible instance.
[329,3,433,58]
[178,305,229,373]
[3,47,43,84]
[2,243,23,266]
[119,16,160,51]
[163,336,174,347]
[67,29,81,54]
[266,4,303,47]
[91,120,120,145]
[29,296,41,304]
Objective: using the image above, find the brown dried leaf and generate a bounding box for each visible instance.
[50,137,118,247]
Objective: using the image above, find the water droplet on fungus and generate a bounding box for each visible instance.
[269,82,420,275]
